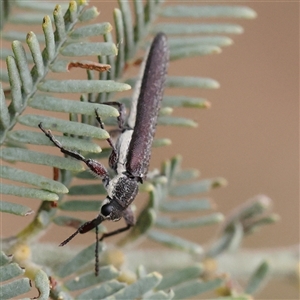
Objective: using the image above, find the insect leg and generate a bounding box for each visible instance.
[39,123,110,184]
[99,224,131,241]
[99,206,135,241]
[102,101,127,130]
[94,108,116,151]
[39,123,86,161]
[94,106,127,173]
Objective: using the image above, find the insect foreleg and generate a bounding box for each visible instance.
[99,224,131,241]
[101,102,127,130]
[39,123,86,161]
[39,123,110,185]
[94,106,129,173]
[94,108,116,152]
[99,206,135,241]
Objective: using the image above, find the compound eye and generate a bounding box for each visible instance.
[101,203,113,217]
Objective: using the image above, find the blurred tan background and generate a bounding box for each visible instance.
[1,1,299,299]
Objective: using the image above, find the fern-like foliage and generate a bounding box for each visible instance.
[0,1,288,300]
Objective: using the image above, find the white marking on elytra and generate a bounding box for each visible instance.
[114,129,133,174]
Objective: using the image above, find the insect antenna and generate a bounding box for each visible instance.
[95,225,99,276]
[59,230,80,246]
[59,215,105,247]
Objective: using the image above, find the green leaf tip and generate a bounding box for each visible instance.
[0,201,33,216]
[54,4,62,12]
[245,260,270,295]
[168,36,233,48]
[1,183,59,201]
[69,1,77,12]
[42,15,51,28]
[34,269,50,300]
[26,31,35,42]
[171,177,227,197]
[153,138,172,147]
[167,76,220,89]
[160,5,257,19]
[163,96,211,109]
[158,116,198,127]
[1,165,68,194]
[11,40,33,94]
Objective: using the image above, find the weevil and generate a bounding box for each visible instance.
[39,32,169,274]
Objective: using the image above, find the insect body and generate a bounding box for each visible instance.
[39,32,169,271]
